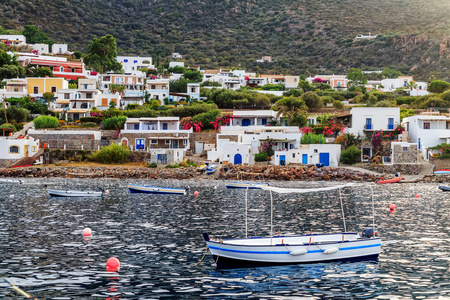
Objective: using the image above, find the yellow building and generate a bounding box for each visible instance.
[26,77,69,97]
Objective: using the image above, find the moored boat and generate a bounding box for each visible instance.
[205,163,217,175]
[434,169,450,175]
[127,182,188,195]
[0,179,23,184]
[375,177,404,184]
[438,185,450,192]
[223,180,269,189]
[47,188,103,197]
[203,183,381,269]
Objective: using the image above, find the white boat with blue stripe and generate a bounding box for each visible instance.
[203,183,381,269]
[127,182,188,195]
[223,180,269,189]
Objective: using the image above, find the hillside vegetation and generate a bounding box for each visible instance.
[1,0,450,80]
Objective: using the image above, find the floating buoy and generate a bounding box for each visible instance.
[416,194,420,198]
[83,228,92,237]
[409,187,414,192]
[10,195,14,198]
[194,191,199,196]
[106,257,120,272]
[389,204,395,211]
[105,190,109,194]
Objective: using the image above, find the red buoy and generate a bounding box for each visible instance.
[416,194,420,198]
[389,204,395,211]
[194,191,199,196]
[106,257,120,272]
[83,228,92,237]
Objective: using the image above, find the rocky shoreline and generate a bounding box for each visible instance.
[0,164,391,182]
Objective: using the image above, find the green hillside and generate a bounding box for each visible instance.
[1,0,449,80]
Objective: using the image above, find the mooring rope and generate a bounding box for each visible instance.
[195,246,209,267]
[1,277,37,299]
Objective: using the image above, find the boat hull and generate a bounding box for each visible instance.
[438,185,450,192]
[127,184,187,195]
[205,234,381,269]
[47,189,102,197]
[376,177,402,184]
[223,180,269,189]
[0,179,23,184]
[434,169,450,175]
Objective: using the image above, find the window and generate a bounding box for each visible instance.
[14,88,18,92]
[9,146,19,153]
[60,66,64,72]
[33,86,39,94]
[403,147,408,152]
[162,123,168,130]
[124,59,128,63]
[81,103,88,109]
[191,87,195,93]
[64,93,70,99]
[423,122,430,129]
[84,84,88,89]
[71,68,75,73]
[183,140,188,145]
[86,93,92,99]
[134,124,139,130]
[388,118,394,130]
[365,118,372,130]
[292,153,296,158]
[165,140,171,145]
[151,140,158,144]
[151,85,156,89]
[32,146,36,152]
[51,86,57,93]
[314,149,318,153]
[134,60,138,63]
[294,78,297,82]
[262,118,267,125]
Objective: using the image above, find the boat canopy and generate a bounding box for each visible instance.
[260,183,355,194]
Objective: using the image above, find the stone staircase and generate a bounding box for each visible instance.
[9,148,45,168]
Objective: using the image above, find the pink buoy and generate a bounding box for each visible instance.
[83,228,92,237]
[416,194,420,198]
[194,191,199,196]
[389,204,395,211]
[106,257,120,272]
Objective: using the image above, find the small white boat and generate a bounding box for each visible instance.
[47,188,103,198]
[203,183,381,269]
[0,179,23,184]
[205,163,217,175]
[197,164,208,171]
[223,180,269,189]
[127,183,188,195]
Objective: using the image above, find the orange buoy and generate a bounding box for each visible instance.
[83,228,92,237]
[106,257,120,272]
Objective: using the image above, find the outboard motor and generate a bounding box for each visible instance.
[362,228,377,238]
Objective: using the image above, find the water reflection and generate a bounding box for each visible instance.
[0,178,448,298]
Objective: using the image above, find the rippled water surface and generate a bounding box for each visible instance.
[0,178,449,299]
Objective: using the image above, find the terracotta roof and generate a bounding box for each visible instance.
[67,109,89,113]
[204,69,220,74]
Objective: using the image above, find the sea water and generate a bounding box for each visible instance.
[0,178,449,299]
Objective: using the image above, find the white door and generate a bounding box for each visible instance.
[195,142,204,154]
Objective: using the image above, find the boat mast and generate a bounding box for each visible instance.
[270,190,273,245]
[339,188,347,232]
[245,187,248,238]
[370,185,375,235]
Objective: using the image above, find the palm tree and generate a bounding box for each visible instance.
[108,84,126,108]
[405,80,418,95]
[272,96,308,126]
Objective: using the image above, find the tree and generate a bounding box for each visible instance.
[333,100,344,109]
[301,91,323,111]
[347,68,368,88]
[0,50,25,81]
[427,80,450,94]
[299,80,313,92]
[22,25,54,46]
[42,92,54,104]
[73,51,83,59]
[169,78,189,93]
[26,66,53,77]
[84,34,122,73]
[108,84,126,108]
[109,101,117,109]
[272,96,308,126]
[183,69,203,82]
[381,67,402,79]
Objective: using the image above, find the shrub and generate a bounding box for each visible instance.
[340,145,361,165]
[441,90,450,102]
[322,96,334,105]
[301,132,325,144]
[33,115,59,129]
[92,143,130,164]
[427,80,450,94]
[102,116,127,130]
[302,91,323,110]
[0,123,16,133]
[255,152,269,162]
[80,117,102,123]
[80,122,98,128]
[332,100,344,109]
[420,98,448,109]
[148,162,158,168]
[375,100,393,107]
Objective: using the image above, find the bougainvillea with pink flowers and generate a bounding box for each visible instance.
[210,114,236,131]
[181,117,203,132]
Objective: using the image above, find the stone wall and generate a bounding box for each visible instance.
[28,132,101,151]
[190,132,217,151]
[356,163,421,175]
[393,144,418,164]
[0,159,15,168]
[430,157,450,171]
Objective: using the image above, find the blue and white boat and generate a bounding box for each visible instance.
[205,163,217,175]
[127,182,188,195]
[203,184,381,269]
[223,180,269,189]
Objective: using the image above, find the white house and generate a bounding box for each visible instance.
[169,61,185,68]
[410,81,429,96]
[347,107,400,136]
[0,78,27,100]
[51,44,68,54]
[380,76,429,96]
[0,136,40,163]
[0,35,26,46]
[145,79,170,101]
[402,111,450,159]
[208,126,300,165]
[120,117,192,164]
[171,53,183,59]
[229,110,280,127]
[117,56,154,73]
[32,44,49,54]
[273,144,341,167]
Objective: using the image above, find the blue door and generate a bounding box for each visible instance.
[234,153,242,165]
[302,154,308,164]
[136,139,145,150]
[242,119,251,126]
[418,138,421,150]
[279,155,286,166]
[262,118,267,125]
[388,118,394,130]
[162,123,168,130]
[319,153,330,166]
[366,118,372,130]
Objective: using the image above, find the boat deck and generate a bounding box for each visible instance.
[219,233,361,246]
